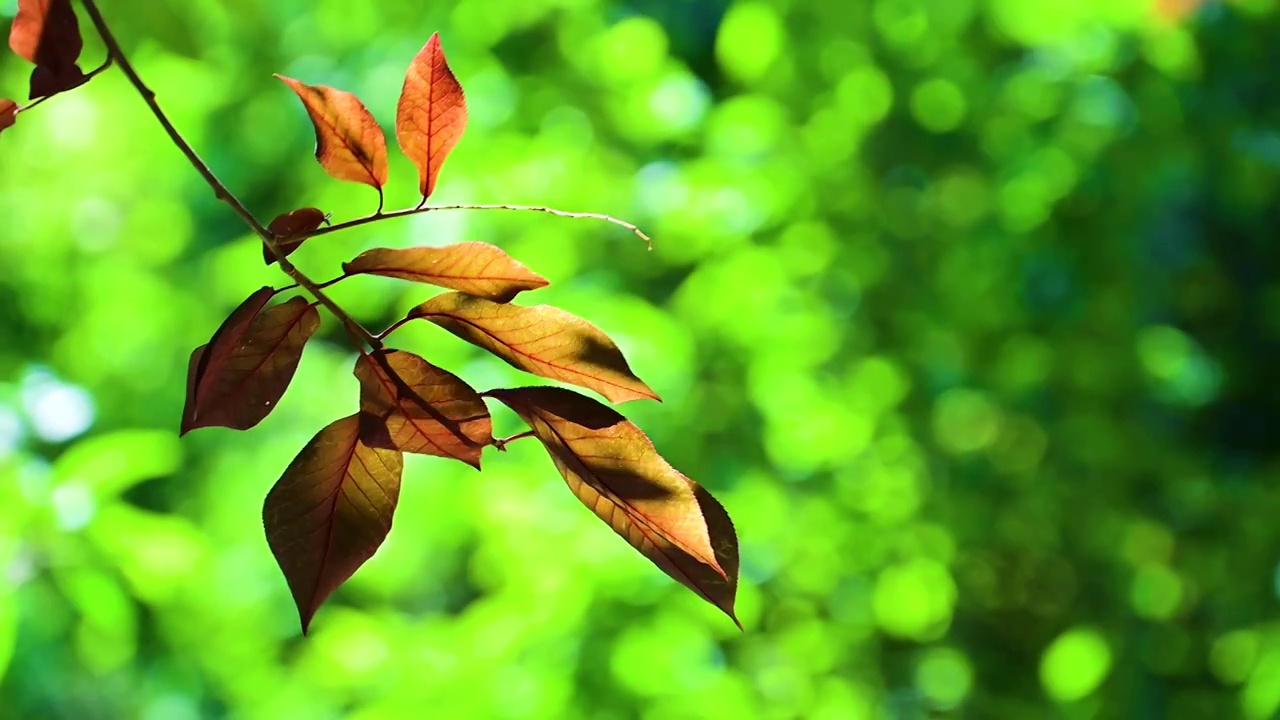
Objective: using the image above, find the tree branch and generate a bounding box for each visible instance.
[306,203,653,249]
[78,0,383,350]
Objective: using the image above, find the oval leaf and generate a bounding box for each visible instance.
[10,0,85,99]
[264,414,403,634]
[9,0,81,65]
[0,100,16,135]
[488,386,740,627]
[264,207,328,265]
[276,75,389,190]
[395,32,467,199]
[182,289,321,434]
[407,292,659,404]
[353,349,492,468]
[343,242,549,303]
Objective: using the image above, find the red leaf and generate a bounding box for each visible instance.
[264,207,328,265]
[28,62,86,99]
[488,386,740,627]
[342,242,549,303]
[276,75,389,190]
[180,344,207,433]
[181,288,321,434]
[353,349,492,468]
[9,0,85,99]
[407,292,659,404]
[395,33,467,199]
[0,100,16,135]
[263,414,403,634]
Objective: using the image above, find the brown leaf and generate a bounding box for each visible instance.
[181,288,321,434]
[0,100,16,134]
[342,242,549,303]
[276,75,389,190]
[10,0,85,99]
[488,386,740,626]
[353,349,492,468]
[395,33,467,199]
[264,207,328,265]
[264,414,403,634]
[407,292,659,404]
[180,344,207,433]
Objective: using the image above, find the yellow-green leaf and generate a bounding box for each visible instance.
[343,242,548,303]
[408,292,659,404]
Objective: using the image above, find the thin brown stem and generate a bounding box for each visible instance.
[306,203,653,249]
[79,0,382,350]
[492,430,536,451]
[377,314,415,341]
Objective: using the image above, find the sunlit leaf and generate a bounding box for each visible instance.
[264,207,328,265]
[181,289,320,434]
[275,75,389,191]
[488,386,740,626]
[343,242,549,303]
[0,100,16,134]
[407,292,659,404]
[395,32,467,199]
[263,414,403,634]
[9,0,85,99]
[353,349,492,468]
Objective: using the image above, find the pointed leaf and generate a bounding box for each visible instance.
[343,242,549,303]
[264,207,328,265]
[276,75,389,190]
[180,344,207,433]
[182,289,321,434]
[395,33,467,199]
[488,386,740,626]
[28,62,86,99]
[0,100,16,135]
[10,0,85,99]
[407,292,659,404]
[353,349,492,468]
[264,414,403,634]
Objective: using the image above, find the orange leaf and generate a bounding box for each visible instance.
[395,33,467,199]
[408,292,659,404]
[276,75,389,190]
[353,349,492,468]
[181,288,321,434]
[263,414,403,634]
[9,0,85,99]
[0,99,16,134]
[343,242,549,303]
[488,386,740,627]
[264,207,328,265]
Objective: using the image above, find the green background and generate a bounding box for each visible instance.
[3,0,1280,717]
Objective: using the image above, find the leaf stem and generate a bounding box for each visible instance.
[307,204,653,249]
[376,315,414,340]
[78,0,383,351]
[492,430,536,451]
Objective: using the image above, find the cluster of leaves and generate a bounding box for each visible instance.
[4,0,740,633]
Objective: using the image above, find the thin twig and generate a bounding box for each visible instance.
[492,430,536,451]
[16,57,113,115]
[306,203,653,249]
[79,0,383,350]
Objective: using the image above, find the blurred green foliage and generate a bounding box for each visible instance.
[2,0,1280,717]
